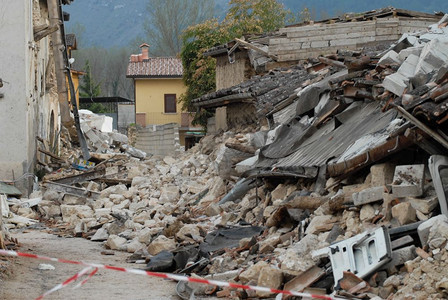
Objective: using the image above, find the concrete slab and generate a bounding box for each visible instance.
[391,164,425,198]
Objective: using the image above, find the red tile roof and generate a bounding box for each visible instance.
[126,57,183,78]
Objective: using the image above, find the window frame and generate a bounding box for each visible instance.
[164,94,177,114]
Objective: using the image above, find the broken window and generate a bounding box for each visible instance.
[164,94,177,113]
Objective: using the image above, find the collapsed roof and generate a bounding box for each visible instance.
[194,13,448,184]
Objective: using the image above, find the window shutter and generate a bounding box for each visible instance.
[164,94,176,113]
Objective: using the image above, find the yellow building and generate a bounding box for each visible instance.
[127,44,201,148]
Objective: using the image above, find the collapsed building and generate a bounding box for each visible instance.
[2,6,448,300]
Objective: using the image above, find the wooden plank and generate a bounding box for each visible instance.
[286,25,376,38]
[284,266,325,293]
[280,30,377,44]
[52,168,106,185]
[376,27,399,36]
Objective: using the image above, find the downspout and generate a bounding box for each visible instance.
[47,0,73,127]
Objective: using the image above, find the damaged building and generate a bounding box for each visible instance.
[2,6,448,300]
[0,0,75,195]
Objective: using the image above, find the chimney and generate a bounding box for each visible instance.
[139,43,150,61]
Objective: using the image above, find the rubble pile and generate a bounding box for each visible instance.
[3,14,448,300]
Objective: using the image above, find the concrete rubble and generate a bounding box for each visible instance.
[2,13,448,300]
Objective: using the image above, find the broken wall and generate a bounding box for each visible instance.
[270,17,439,62]
[0,0,60,194]
[136,123,181,156]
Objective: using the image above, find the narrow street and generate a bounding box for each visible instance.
[0,228,178,300]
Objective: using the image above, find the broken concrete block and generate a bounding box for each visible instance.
[91,228,109,241]
[305,215,338,235]
[391,165,425,198]
[126,239,144,253]
[284,266,325,293]
[360,204,376,222]
[378,50,402,65]
[60,205,94,222]
[147,235,176,256]
[392,202,416,225]
[418,215,448,246]
[256,266,283,298]
[271,184,289,201]
[383,72,409,96]
[175,224,202,243]
[397,54,419,78]
[63,194,86,205]
[353,186,384,206]
[159,185,180,203]
[407,196,438,214]
[398,46,423,61]
[239,261,269,283]
[107,235,127,250]
[385,245,416,268]
[370,163,395,187]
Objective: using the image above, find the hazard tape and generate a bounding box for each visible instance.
[35,267,94,300]
[0,249,343,300]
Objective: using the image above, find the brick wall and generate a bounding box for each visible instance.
[135,123,181,156]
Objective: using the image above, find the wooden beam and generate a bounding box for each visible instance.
[234,38,278,61]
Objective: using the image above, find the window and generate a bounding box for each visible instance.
[164,94,177,113]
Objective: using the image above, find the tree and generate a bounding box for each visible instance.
[180,0,292,121]
[143,0,214,56]
[79,60,101,98]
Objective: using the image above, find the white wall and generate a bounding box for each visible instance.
[0,0,60,194]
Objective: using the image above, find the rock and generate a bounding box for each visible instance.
[305,215,338,235]
[200,177,226,204]
[281,234,320,273]
[126,239,144,253]
[60,205,94,222]
[100,184,128,198]
[378,50,401,65]
[259,235,281,254]
[429,238,446,250]
[407,196,438,214]
[107,235,127,250]
[131,176,150,188]
[43,189,61,202]
[205,203,221,217]
[392,202,416,225]
[137,227,153,244]
[370,163,395,187]
[91,228,109,241]
[271,184,289,201]
[418,215,448,246]
[436,277,448,294]
[215,145,251,179]
[383,275,402,288]
[159,185,180,203]
[40,204,61,218]
[63,195,86,205]
[163,156,176,165]
[360,204,376,222]
[147,235,176,256]
[239,261,269,283]
[256,266,283,298]
[176,224,202,242]
[385,245,416,269]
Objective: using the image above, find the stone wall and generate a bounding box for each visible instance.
[270,17,440,61]
[135,123,181,156]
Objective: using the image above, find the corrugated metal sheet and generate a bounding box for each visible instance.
[255,102,398,175]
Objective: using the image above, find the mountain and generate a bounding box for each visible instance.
[64,0,448,49]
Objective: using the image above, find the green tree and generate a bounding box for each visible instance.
[180,0,291,121]
[79,60,101,98]
[143,0,214,56]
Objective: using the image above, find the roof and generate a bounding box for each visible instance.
[192,65,315,113]
[79,97,134,104]
[126,57,183,78]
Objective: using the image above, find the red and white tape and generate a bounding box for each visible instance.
[0,249,343,300]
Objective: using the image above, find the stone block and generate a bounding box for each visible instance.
[378,50,401,65]
[370,163,395,187]
[398,46,423,61]
[391,165,425,198]
[383,72,409,96]
[397,54,419,78]
[417,215,448,246]
[383,245,416,269]
[391,202,416,225]
[256,266,283,298]
[107,235,127,250]
[305,215,338,235]
[407,196,438,214]
[353,186,384,206]
[360,204,375,222]
[147,235,176,256]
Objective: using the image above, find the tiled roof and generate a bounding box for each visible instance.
[126,57,183,78]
